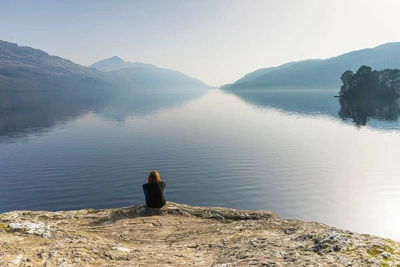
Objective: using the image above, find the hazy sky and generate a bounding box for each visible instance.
[1,0,400,86]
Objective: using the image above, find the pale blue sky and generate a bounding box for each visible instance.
[1,0,400,86]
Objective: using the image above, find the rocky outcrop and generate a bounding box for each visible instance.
[0,202,399,266]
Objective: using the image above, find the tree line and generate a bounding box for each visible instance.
[339,66,400,98]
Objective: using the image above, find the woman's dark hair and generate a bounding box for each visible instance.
[148,170,161,184]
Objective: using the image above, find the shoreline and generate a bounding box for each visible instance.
[1,202,399,266]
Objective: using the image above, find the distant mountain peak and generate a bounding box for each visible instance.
[108,56,123,62]
[92,56,125,65]
[89,56,157,72]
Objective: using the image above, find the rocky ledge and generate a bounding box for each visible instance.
[0,202,399,266]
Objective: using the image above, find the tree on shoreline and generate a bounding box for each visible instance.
[339,65,400,98]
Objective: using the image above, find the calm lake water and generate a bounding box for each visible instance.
[1,89,400,241]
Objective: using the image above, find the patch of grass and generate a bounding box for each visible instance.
[383,243,395,255]
[84,208,96,214]
[385,239,396,249]
[367,245,384,257]
[367,243,395,258]
[0,223,10,232]
[344,247,356,255]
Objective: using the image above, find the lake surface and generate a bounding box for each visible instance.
[1,89,400,241]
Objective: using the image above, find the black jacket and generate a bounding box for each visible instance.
[142,181,166,208]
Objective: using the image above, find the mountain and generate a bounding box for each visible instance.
[0,40,210,92]
[90,56,211,90]
[89,56,156,72]
[222,42,400,90]
[108,67,211,90]
[0,40,117,92]
[233,61,305,84]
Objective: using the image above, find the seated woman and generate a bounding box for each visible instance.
[142,170,166,208]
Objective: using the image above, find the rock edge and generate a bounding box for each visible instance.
[0,202,399,266]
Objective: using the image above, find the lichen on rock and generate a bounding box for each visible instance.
[7,221,54,238]
[312,232,350,253]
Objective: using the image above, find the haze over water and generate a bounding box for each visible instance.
[1,89,400,241]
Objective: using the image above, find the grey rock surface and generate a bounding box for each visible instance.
[0,202,399,266]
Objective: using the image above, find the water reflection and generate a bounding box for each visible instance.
[228,89,400,129]
[0,90,206,140]
[227,89,339,117]
[338,97,400,126]
[0,93,104,139]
